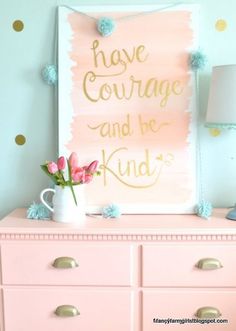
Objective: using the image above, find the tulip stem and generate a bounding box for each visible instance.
[67,160,77,206]
[70,184,77,206]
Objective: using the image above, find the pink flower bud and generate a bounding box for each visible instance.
[69,152,78,169]
[71,167,85,183]
[57,156,66,170]
[47,161,58,174]
[87,160,99,173]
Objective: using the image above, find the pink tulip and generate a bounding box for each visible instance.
[87,160,99,173]
[71,167,85,183]
[47,161,58,174]
[84,173,93,184]
[69,152,78,169]
[57,156,66,170]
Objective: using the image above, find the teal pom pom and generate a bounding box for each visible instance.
[97,17,116,37]
[189,51,207,71]
[195,200,212,219]
[27,203,51,220]
[102,204,121,218]
[41,64,58,85]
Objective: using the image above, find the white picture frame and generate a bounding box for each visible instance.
[58,4,199,214]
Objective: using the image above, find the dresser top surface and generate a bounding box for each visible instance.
[0,208,236,235]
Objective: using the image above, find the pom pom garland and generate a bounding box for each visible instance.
[102,204,121,218]
[195,200,212,219]
[189,51,207,71]
[41,64,58,85]
[97,17,116,37]
[27,202,51,220]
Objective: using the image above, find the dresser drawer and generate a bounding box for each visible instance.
[143,289,234,330]
[0,290,2,331]
[142,244,236,287]
[1,243,133,286]
[3,288,132,331]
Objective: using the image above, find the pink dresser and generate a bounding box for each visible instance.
[1,208,236,330]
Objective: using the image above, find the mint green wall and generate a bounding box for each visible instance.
[1,0,236,218]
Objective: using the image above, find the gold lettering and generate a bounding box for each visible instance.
[122,47,136,64]
[110,50,127,73]
[159,80,171,108]
[83,73,185,105]
[91,41,149,71]
[129,76,144,98]
[91,40,111,68]
[139,114,149,135]
[100,147,126,186]
[172,80,184,95]
[87,40,184,106]
[88,114,133,139]
[139,149,157,176]
[144,77,158,98]
[122,115,132,137]
[100,122,111,138]
[118,159,137,177]
[136,45,149,63]
[99,148,167,188]
[138,114,170,135]
[100,84,112,101]
[113,83,126,100]
[149,119,170,133]
[83,71,99,102]
[111,49,121,66]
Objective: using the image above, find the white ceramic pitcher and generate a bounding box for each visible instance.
[40,185,86,223]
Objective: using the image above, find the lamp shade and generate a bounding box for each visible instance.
[205,64,236,129]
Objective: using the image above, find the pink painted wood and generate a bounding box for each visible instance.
[143,289,236,330]
[3,288,132,331]
[0,290,2,331]
[1,208,236,331]
[1,243,132,286]
[1,209,236,235]
[142,244,236,287]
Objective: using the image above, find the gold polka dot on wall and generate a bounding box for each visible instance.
[215,19,227,32]
[15,134,26,145]
[12,20,24,32]
[209,128,221,137]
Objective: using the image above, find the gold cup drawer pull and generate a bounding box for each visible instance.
[55,305,80,317]
[195,306,221,319]
[52,256,78,269]
[196,258,223,270]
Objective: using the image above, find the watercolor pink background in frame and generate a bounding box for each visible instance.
[58,5,199,214]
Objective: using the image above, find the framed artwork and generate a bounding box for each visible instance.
[58,4,199,214]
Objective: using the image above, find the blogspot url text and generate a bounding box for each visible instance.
[153,318,228,325]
